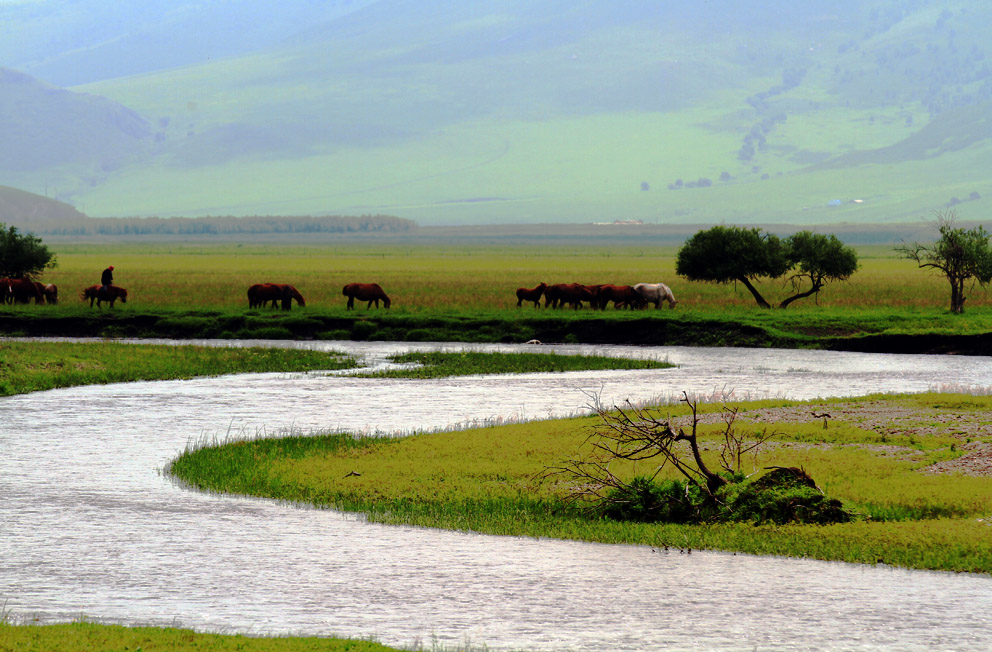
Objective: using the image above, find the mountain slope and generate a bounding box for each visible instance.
[3,0,991,225]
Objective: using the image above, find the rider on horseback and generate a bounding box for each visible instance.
[100,266,114,297]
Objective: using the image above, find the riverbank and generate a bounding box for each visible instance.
[170,392,992,574]
[3,308,992,355]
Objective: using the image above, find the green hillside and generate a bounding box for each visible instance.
[8,0,992,225]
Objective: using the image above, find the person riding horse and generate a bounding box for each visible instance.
[101,266,114,297]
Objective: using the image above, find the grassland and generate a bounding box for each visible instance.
[169,392,992,575]
[0,622,402,652]
[0,340,356,396]
[4,241,992,352]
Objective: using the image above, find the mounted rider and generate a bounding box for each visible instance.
[100,265,114,297]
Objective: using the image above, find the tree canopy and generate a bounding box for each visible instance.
[675,225,857,308]
[0,223,57,279]
[896,210,992,313]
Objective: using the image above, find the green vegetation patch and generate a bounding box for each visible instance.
[168,393,992,574]
[0,340,356,396]
[0,622,400,652]
[357,350,674,378]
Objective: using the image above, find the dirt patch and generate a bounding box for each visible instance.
[671,400,992,477]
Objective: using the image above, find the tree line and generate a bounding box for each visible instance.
[31,214,416,236]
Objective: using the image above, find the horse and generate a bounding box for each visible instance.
[32,281,48,304]
[515,282,547,308]
[0,278,12,304]
[82,284,128,308]
[343,282,391,309]
[545,283,599,309]
[247,283,305,310]
[596,284,645,310]
[633,282,677,309]
[44,284,58,304]
[7,278,43,304]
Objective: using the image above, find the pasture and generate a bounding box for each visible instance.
[14,241,992,311]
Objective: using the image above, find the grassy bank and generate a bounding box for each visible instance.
[0,340,356,396]
[169,393,992,574]
[0,622,402,652]
[4,242,992,352]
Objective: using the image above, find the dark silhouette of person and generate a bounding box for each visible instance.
[101,266,114,295]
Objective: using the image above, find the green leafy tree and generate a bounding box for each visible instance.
[675,225,790,308]
[779,231,859,308]
[897,210,992,313]
[0,223,57,279]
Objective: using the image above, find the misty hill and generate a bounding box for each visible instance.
[0,184,87,229]
[2,0,991,226]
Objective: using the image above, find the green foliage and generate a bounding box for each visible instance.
[779,231,859,308]
[0,222,56,279]
[599,469,852,526]
[897,210,992,313]
[676,225,790,307]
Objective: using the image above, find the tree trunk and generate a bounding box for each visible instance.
[950,276,965,313]
[779,282,823,308]
[736,276,771,308]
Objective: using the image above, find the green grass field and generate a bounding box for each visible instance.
[169,392,992,574]
[17,241,992,313]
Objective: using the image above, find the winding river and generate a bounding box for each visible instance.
[2,341,992,651]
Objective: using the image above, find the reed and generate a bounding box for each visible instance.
[358,350,674,378]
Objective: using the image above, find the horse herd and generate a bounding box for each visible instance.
[0,278,59,305]
[0,277,675,311]
[515,282,677,310]
[247,282,391,310]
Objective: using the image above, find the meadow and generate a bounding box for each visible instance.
[23,240,992,312]
[5,240,991,350]
[169,392,992,574]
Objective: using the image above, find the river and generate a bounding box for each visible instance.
[2,341,991,651]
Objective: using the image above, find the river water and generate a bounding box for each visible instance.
[2,340,991,651]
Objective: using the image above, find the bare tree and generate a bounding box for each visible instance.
[547,392,775,515]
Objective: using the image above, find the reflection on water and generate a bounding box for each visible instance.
[2,340,991,651]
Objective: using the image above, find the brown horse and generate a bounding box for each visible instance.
[343,282,391,309]
[596,284,645,310]
[7,278,43,304]
[32,281,48,304]
[44,284,58,304]
[545,283,599,309]
[247,283,305,310]
[0,277,12,304]
[515,282,547,308]
[82,285,128,308]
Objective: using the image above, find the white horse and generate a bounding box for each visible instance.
[633,282,677,309]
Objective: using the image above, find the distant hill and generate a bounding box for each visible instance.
[1,0,990,225]
[0,185,87,229]
[0,68,152,176]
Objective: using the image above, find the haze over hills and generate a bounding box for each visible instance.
[1,0,990,227]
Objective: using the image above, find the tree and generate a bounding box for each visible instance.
[0,223,57,279]
[778,231,859,308]
[896,210,992,313]
[675,225,790,308]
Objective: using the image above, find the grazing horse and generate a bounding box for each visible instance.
[596,284,645,310]
[248,283,305,310]
[515,282,547,308]
[343,282,391,309]
[634,282,677,309]
[44,284,58,304]
[7,278,43,304]
[32,281,48,304]
[82,284,128,308]
[0,277,12,304]
[545,283,599,309]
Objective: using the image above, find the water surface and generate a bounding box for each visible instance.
[2,341,991,651]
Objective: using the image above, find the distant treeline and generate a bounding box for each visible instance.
[35,214,417,236]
